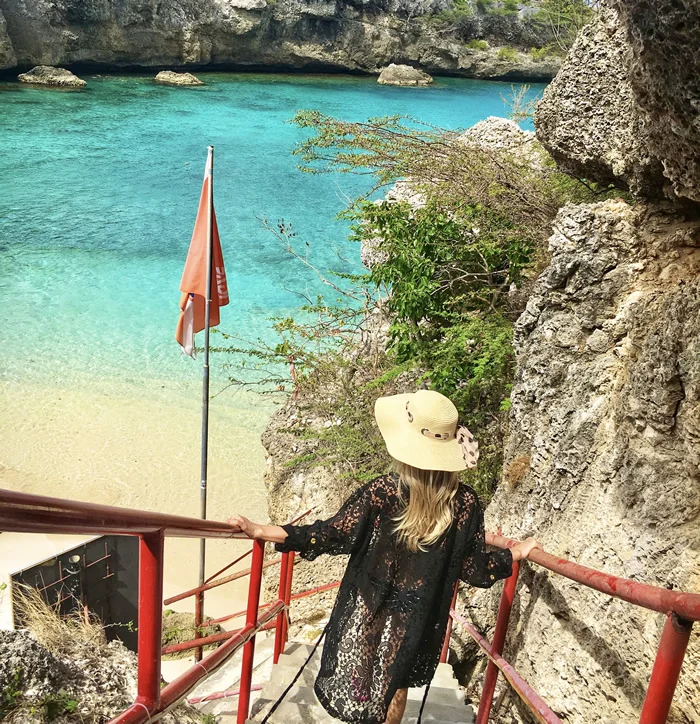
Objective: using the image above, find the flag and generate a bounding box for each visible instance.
[175,153,229,358]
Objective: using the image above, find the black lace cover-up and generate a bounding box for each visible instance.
[274,474,512,724]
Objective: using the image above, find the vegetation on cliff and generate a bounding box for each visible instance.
[220,110,620,498]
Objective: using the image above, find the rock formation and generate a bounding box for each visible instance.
[536,3,700,204]
[0,0,559,80]
[474,199,700,723]
[477,2,700,721]
[0,629,206,723]
[17,65,86,88]
[154,70,204,86]
[0,8,15,68]
[377,63,433,86]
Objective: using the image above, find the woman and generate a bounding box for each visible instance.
[229,390,541,724]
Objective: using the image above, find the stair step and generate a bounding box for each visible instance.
[261,677,464,707]
[250,699,472,724]
[255,689,468,720]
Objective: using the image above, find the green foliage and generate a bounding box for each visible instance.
[534,0,598,51]
[529,45,550,60]
[0,669,23,718]
[500,0,520,15]
[201,715,220,724]
[222,111,622,496]
[42,691,79,721]
[497,45,519,61]
[466,39,489,50]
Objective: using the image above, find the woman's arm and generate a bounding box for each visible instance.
[228,479,378,560]
[226,514,288,543]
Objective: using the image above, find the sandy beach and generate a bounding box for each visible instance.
[0,378,277,618]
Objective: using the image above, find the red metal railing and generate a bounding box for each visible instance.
[447,532,700,724]
[4,487,698,724]
[0,488,296,724]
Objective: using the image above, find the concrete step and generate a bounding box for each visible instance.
[254,689,469,722]
[250,699,472,724]
[261,678,464,709]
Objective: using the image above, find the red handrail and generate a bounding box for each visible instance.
[450,534,699,724]
[0,488,291,724]
[487,533,700,621]
[0,488,247,539]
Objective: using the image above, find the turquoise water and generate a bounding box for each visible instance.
[0,73,543,389]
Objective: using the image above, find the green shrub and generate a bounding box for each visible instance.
[497,46,519,62]
[529,46,550,60]
[222,111,622,497]
[466,39,489,50]
[42,691,79,722]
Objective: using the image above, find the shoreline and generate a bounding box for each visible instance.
[0,61,558,86]
[0,377,278,617]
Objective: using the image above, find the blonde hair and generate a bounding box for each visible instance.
[392,461,460,552]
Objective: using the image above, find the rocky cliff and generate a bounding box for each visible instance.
[0,0,559,79]
[473,2,700,722]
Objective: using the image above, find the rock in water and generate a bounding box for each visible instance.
[154,70,204,86]
[17,65,86,88]
[377,64,433,87]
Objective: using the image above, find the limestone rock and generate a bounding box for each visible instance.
[609,0,700,203]
[0,0,558,82]
[535,8,662,198]
[17,64,86,88]
[377,63,433,86]
[154,69,204,85]
[473,199,700,724]
[0,9,16,69]
[536,2,700,204]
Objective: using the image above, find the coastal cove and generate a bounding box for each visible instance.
[0,72,543,610]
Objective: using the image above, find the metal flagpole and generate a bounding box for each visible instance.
[196,144,215,660]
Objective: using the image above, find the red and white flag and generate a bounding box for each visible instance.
[175,153,229,357]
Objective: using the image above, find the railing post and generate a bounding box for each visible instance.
[136,530,165,712]
[440,583,460,663]
[476,560,521,724]
[639,612,693,724]
[273,551,290,664]
[237,539,265,724]
[281,551,295,650]
[194,590,204,662]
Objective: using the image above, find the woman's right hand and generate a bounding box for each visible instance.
[226,514,260,540]
[511,537,543,562]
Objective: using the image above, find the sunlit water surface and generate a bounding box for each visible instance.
[0,73,543,389]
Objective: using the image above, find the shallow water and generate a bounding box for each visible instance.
[0,72,543,388]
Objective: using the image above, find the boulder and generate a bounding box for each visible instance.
[535,2,700,204]
[17,65,86,88]
[377,63,433,87]
[609,0,700,203]
[535,8,662,198]
[154,70,204,86]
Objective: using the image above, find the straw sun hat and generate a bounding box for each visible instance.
[374,390,479,472]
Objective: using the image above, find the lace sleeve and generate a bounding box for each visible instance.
[274,479,378,561]
[460,490,513,588]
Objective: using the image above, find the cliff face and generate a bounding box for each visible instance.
[476,2,700,722]
[475,199,700,723]
[0,0,559,78]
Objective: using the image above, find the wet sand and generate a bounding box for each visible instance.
[0,379,277,619]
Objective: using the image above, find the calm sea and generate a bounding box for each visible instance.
[0,73,543,390]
